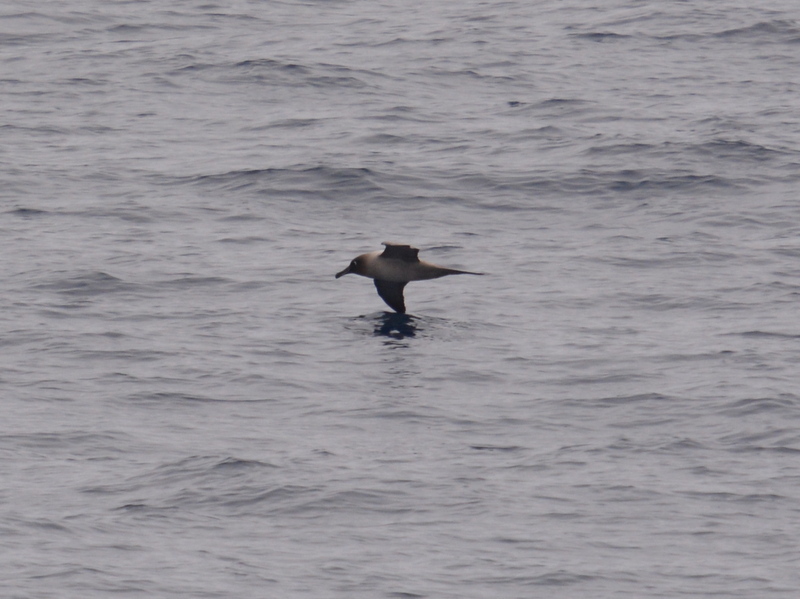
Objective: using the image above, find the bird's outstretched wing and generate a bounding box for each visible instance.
[380,242,420,263]
[374,279,407,313]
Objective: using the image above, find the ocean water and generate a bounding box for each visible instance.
[3,1,800,597]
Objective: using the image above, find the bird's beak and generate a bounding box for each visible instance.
[335,265,351,279]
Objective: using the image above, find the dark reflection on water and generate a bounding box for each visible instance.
[373,312,418,339]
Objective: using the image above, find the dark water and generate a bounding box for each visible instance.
[3,1,800,597]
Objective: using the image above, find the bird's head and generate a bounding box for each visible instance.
[335,254,368,278]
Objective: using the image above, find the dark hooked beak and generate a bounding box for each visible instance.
[335,265,351,279]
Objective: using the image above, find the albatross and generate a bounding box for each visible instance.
[335,242,483,313]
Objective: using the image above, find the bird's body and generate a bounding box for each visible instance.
[335,242,482,313]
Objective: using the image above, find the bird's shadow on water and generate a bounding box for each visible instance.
[373,312,418,339]
[344,312,457,343]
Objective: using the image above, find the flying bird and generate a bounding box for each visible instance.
[335,242,483,313]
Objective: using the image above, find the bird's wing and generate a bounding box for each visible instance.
[373,279,407,313]
[380,242,420,263]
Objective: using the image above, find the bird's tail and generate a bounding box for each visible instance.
[441,268,484,276]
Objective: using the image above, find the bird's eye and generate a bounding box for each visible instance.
[352,260,358,267]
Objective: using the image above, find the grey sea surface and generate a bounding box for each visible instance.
[3,1,800,597]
